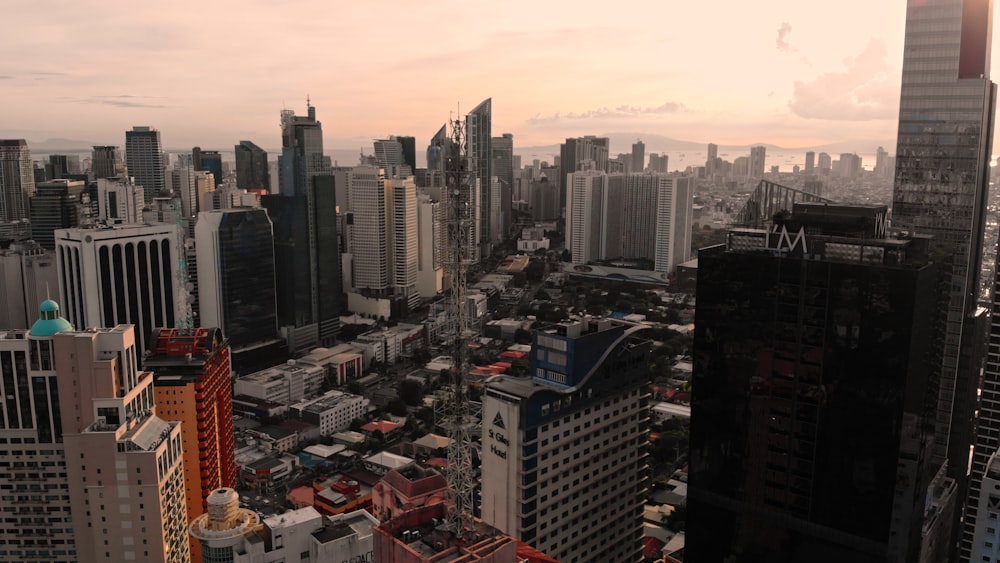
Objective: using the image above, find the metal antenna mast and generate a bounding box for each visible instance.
[442,113,476,538]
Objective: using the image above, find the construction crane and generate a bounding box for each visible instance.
[441,114,477,538]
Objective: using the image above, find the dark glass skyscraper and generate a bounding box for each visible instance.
[125,126,165,202]
[689,204,940,561]
[888,1,996,557]
[0,139,35,223]
[29,180,95,249]
[234,140,270,192]
[193,148,223,188]
[467,98,492,252]
[91,145,126,179]
[492,133,514,239]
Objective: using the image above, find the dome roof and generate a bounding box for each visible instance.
[29,300,74,337]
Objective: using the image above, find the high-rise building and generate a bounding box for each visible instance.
[749,145,767,177]
[125,126,166,202]
[194,148,223,188]
[396,135,416,173]
[426,124,450,173]
[653,175,693,274]
[92,145,126,179]
[347,166,419,307]
[970,451,1000,560]
[0,240,59,330]
[492,133,514,240]
[279,99,330,198]
[560,136,610,212]
[688,203,939,561]
[648,153,669,173]
[416,193,443,299]
[55,324,190,563]
[632,139,645,172]
[874,146,890,178]
[97,176,144,223]
[47,155,80,180]
[195,208,278,350]
[145,327,235,561]
[54,223,181,360]
[195,171,215,213]
[888,2,997,557]
[29,179,95,248]
[234,140,270,192]
[0,139,35,223]
[374,137,413,177]
[481,317,651,562]
[265,101,340,353]
[805,150,815,171]
[817,152,832,173]
[467,98,492,252]
[0,300,78,563]
[706,143,719,176]
[839,153,863,178]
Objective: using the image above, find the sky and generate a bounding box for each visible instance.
[0,1,976,152]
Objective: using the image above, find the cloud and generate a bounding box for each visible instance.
[58,95,168,109]
[0,76,11,80]
[789,40,898,120]
[776,22,794,52]
[527,102,686,124]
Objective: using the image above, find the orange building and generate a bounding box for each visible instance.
[147,327,236,560]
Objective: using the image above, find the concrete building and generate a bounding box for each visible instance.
[374,504,520,562]
[189,488,261,562]
[92,145,126,179]
[96,176,143,224]
[290,390,369,436]
[467,98,493,252]
[54,222,182,362]
[416,192,444,299]
[55,324,190,563]
[0,139,35,223]
[30,180,94,248]
[482,318,651,562]
[235,360,326,405]
[749,145,766,177]
[0,240,58,330]
[125,126,165,202]
[0,301,77,562]
[371,465,448,523]
[145,327,236,560]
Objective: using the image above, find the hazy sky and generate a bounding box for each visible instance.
[0,1,978,151]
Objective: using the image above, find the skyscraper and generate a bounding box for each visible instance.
[749,145,767,177]
[0,240,59,330]
[492,133,514,239]
[279,99,329,197]
[195,208,279,351]
[145,327,235,561]
[688,203,939,561]
[194,148,223,188]
[373,137,413,177]
[396,135,417,173]
[632,139,645,172]
[0,139,35,223]
[97,176,144,223]
[805,150,815,172]
[467,98,493,251]
[482,317,651,562]
[47,155,80,180]
[125,126,166,202]
[888,2,997,556]
[29,179,95,248]
[0,301,77,563]
[234,140,270,192]
[706,142,718,176]
[54,223,181,360]
[560,136,610,212]
[91,145,126,179]
[55,324,190,563]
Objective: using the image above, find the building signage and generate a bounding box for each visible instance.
[343,552,374,563]
[488,425,509,459]
[765,224,808,256]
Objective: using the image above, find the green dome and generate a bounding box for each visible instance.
[29,300,74,337]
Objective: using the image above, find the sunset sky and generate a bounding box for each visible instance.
[0,1,983,151]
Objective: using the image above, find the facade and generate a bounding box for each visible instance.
[970,451,1000,561]
[886,1,999,557]
[688,204,938,561]
[0,139,35,223]
[55,325,190,563]
[193,149,223,189]
[168,167,198,219]
[467,98,493,251]
[264,102,341,354]
[124,126,165,202]
[482,318,651,562]
[145,327,236,560]
[91,145,126,179]
[234,140,270,192]
[29,180,94,248]
[0,301,77,563]
[235,360,325,405]
[632,139,645,172]
[416,193,444,298]
[96,176,143,223]
[492,133,514,239]
[0,240,58,330]
[54,223,181,362]
[559,136,610,212]
[195,208,279,351]
[749,145,766,177]
[290,390,369,436]
[653,175,693,274]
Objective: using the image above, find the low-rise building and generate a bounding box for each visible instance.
[364,451,414,476]
[372,465,448,522]
[297,343,366,384]
[291,390,370,436]
[234,359,326,404]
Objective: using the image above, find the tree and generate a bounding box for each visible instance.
[398,379,425,406]
[664,503,686,532]
[347,380,364,395]
[387,399,409,417]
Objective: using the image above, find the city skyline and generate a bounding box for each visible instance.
[0,0,969,150]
